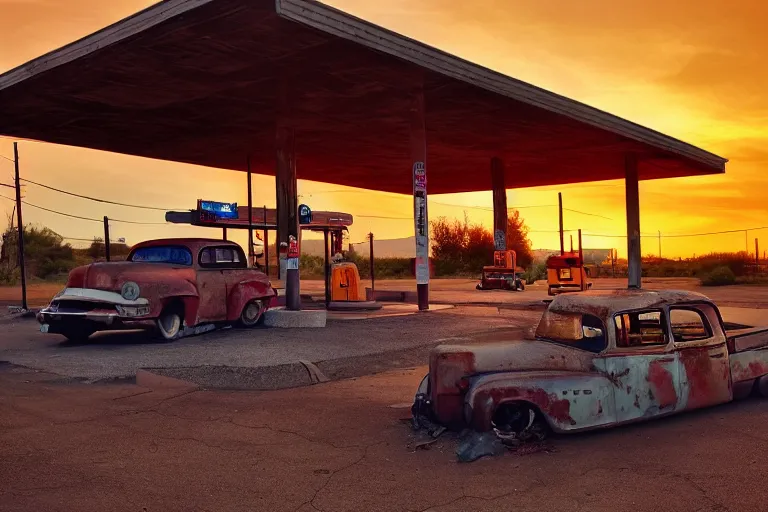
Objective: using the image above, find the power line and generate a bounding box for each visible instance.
[0,154,14,163]
[20,178,181,211]
[357,214,412,220]
[299,189,613,220]
[0,193,166,225]
[61,236,127,243]
[660,226,768,238]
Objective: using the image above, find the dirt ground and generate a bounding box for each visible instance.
[2,363,767,512]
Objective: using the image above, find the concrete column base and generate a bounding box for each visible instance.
[264,307,327,328]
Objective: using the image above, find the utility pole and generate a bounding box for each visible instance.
[756,238,759,266]
[558,192,564,255]
[658,230,662,260]
[745,230,749,255]
[103,217,111,262]
[14,142,27,310]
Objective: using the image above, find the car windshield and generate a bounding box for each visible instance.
[130,246,192,265]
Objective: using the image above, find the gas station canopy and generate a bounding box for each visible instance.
[0,0,725,194]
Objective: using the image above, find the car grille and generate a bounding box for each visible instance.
[52,300,116,312]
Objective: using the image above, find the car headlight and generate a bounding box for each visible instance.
[121,281,140,301]
[116,305,150,317]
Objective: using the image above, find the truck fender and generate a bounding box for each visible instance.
[150,280,199,325]
[465,371,615,433]
[227,279,275,322]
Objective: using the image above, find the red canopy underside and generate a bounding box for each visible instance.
[0,0,725,194]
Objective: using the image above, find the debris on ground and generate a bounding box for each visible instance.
[455,430,506,463]
[413,438,438,451]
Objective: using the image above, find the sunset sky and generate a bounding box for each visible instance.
[0,0,766,258]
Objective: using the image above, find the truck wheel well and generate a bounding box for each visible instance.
[492,401,550,439]
[162,298,185,318]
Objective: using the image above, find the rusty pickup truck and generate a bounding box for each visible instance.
[412,289,768,440]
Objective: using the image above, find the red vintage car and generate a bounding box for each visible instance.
[37,238,275,342]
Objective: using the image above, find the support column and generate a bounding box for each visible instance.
[276,126,300,310]
[411,87,429,311]
[491,157,507,251]
[625,154,641,289]
[247,158,254,267]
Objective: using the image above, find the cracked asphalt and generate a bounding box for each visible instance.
[2,362,767,512]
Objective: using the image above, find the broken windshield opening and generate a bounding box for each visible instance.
[535,310,607,353]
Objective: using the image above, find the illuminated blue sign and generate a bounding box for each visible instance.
[199,200,239,220]
[299,204,312,224]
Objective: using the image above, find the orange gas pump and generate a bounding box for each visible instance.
[477,250,525,291]
[546,229,592,296]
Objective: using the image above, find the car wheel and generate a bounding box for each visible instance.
[492,403,548,445]
[518,280,525,291]
[239,300,266,327]
[61,326,95,343]
[156,310,183,341]
[757,376,768,398]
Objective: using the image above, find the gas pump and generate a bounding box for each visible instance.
[476,250,525,291]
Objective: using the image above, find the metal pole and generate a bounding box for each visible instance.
[14,143,27,310]
[611,248,616,278]
[103,217,111,262]
[263,205,269,277]
[558,192,564,255]
[578,229,583,264]
[369,232,375,300]
[222,227,227,241]
[247,157,254,267]
[569,234,573,253]
[324,228,330,307]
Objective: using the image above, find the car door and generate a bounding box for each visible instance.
[670,305,732,410]
[195,247,228,322]
[600,309,682,424]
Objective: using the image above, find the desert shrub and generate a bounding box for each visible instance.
[700,266,736,286]
[522,263,547,285]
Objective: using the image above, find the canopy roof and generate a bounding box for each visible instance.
[0,0,726,194]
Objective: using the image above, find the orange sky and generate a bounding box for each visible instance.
[1,0,766,258]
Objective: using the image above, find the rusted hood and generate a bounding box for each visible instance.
[432,339,596,375]
[69,262,196,294]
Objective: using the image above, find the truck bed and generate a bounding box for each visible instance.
[727,327,768,389]
[727,327,768,353]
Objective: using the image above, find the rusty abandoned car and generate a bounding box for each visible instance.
[37,239,275,342]
[413,289,768,442]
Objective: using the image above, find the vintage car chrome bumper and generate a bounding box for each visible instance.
[37,287,152,328]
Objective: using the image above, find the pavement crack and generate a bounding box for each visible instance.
[112,389,154,401]
[229,419,361,450]
[293,441,384,512]
[678,474,730,512]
